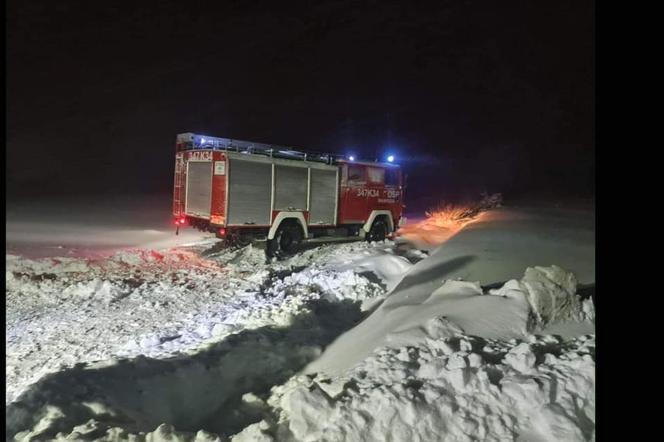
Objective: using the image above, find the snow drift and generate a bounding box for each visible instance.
[305,265,594,376]
[305,206,596,378]
[5,204,595,441]
[235,265,594,442]
[6,264,594,441]
[238,333,595,442]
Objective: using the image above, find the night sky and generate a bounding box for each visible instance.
[7,0,594,209]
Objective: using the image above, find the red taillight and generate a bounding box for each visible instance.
[218,228,226,237]
[175,217,187,225]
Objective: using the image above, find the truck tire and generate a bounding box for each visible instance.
[236,236,252,247]
[367,218,388,242]
[266,223,303,258]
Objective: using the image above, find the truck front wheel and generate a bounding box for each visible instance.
[367,218,388,242]
[267,223,303,258]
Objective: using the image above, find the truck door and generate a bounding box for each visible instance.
[340,164,368,223]
[365,166,385,211]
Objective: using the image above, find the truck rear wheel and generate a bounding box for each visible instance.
[367,218,388,242]
[236,236,252,247]
[266,223,303,258]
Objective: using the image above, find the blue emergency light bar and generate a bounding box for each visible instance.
[175,132,398,166]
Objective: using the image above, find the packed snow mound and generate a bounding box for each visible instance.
[322,248,414,291]
[306,265,593,376]
[236,333,595,442]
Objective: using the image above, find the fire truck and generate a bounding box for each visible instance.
[173,133,406,257]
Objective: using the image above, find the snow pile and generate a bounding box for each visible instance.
[229,266,594,442]
[307,265,593,376]
[220,265,386,336]
[322,247,414,292]
[6,241,396,406]
[236,333,595,442]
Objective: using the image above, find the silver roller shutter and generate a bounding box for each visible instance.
[185,162,213,217]
[227,159,272,225]
[274,165,308,211]
[309,168,337,225]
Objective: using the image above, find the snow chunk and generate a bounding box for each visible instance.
[521,265,582,325]
[503,343,537,373]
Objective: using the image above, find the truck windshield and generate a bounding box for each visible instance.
[367,167,385,184]
[385,168,399,186]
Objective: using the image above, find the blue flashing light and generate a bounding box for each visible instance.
[348,155,355,161]
[387,155,395,163]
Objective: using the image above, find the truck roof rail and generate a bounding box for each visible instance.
[176,132,346,165]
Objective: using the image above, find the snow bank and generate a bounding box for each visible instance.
[230,266,595,442]
[239,333,595,442]
[306,265,593,376]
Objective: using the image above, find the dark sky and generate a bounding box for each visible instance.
[7,0,594,207]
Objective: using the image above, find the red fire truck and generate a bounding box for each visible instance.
[173,133,406,257]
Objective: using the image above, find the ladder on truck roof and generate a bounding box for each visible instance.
[176,132,345,165]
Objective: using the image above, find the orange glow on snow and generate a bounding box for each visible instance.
[397,205,486,246]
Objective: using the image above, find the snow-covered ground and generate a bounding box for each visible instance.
[5,200,595,441]
[6,196,200,259]
[6,241,397,405]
